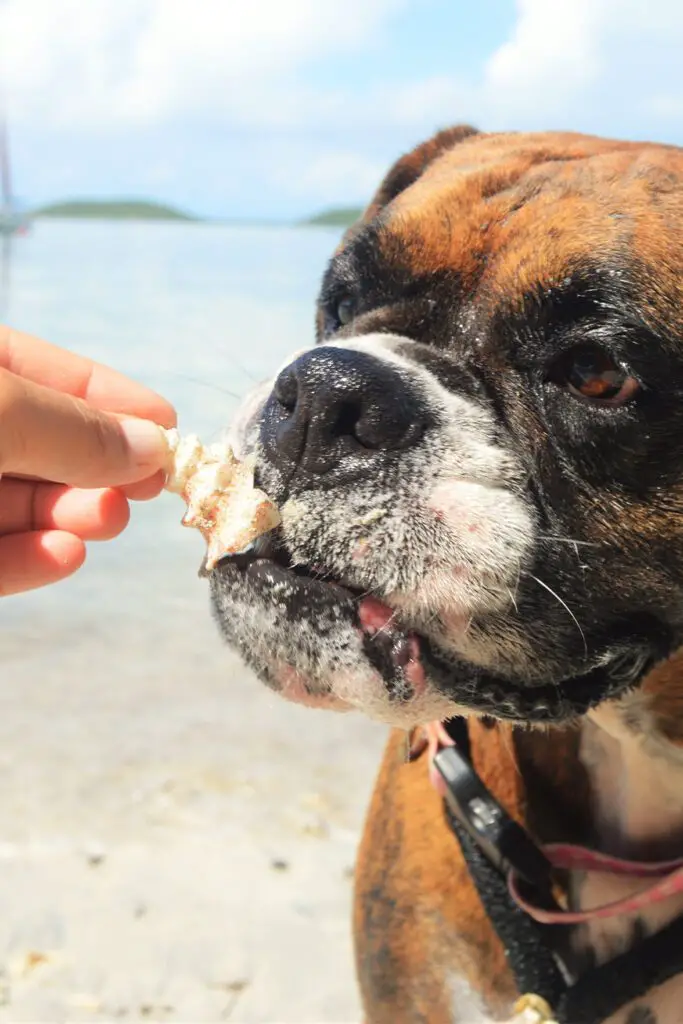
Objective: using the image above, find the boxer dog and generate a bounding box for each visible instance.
[210,127,683,1023]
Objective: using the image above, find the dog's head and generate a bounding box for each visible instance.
[209,126,683,729]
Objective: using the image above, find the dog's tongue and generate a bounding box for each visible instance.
[358,597,427,698]
[358,597,396,634]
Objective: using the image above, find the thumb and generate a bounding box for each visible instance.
[0,368,169,487]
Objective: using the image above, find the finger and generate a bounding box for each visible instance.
[0,368,170,486]
[6,469,169,500]
[0,530,86,596]
[4,466,168,499]
[0,480,130,539]
[119,469,167,502]
[0,324,176,427]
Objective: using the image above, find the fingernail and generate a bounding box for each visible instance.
[119,418,168,469]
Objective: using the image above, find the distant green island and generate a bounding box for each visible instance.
[301,206,364,227]
[33,199,198,222]
[30,198,366,228]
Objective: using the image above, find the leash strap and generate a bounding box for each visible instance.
[444,803,569,1010]
[435,717,569,1009]
[511,843,683,925]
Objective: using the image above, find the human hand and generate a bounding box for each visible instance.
[0,324,176,596]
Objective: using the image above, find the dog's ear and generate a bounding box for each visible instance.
[363,125,479,222]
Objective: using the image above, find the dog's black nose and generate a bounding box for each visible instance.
[262,346,428,477]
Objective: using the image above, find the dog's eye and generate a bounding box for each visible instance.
[549,345,641,406]
[335,295,356,326]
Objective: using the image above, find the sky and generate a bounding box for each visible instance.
[2,0,683,220]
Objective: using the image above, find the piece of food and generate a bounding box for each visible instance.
[162,428,281,571]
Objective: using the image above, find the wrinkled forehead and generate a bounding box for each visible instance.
[341,133,683,328]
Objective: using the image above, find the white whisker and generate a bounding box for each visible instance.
[539,534,599,548]
[374,611,399,638]
[526,573,588,658]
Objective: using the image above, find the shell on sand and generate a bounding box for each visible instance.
[162,428,281,571]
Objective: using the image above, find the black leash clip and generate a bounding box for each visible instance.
[433,744,559,907]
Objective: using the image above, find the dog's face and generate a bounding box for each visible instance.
[210,127,683,728]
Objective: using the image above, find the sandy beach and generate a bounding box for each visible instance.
[0,563,387,1023]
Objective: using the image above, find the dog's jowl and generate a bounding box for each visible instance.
[210,128,683,1023]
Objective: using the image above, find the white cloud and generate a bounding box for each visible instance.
[6,0,683,139]
[346,0,683,140]
[481,0,683,131]
[4,0,683,213]
[287,151,389,200]
[0,0,403,129]
[378,75,472,129]
[483,0,604,116]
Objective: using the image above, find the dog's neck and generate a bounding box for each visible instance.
[582,698,683,861]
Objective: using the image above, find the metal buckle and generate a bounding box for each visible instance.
[433,745,558,903]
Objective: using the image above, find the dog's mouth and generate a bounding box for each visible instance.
[209,531,431,706]
[208,533,668,725]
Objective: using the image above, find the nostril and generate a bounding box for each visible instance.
[330,400,363,442]
[328,400,425,451]
[355,408,425,450]
[274,368,298,412]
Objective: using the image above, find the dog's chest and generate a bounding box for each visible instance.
[570,870,683,1024]
[566,708,683,1023]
